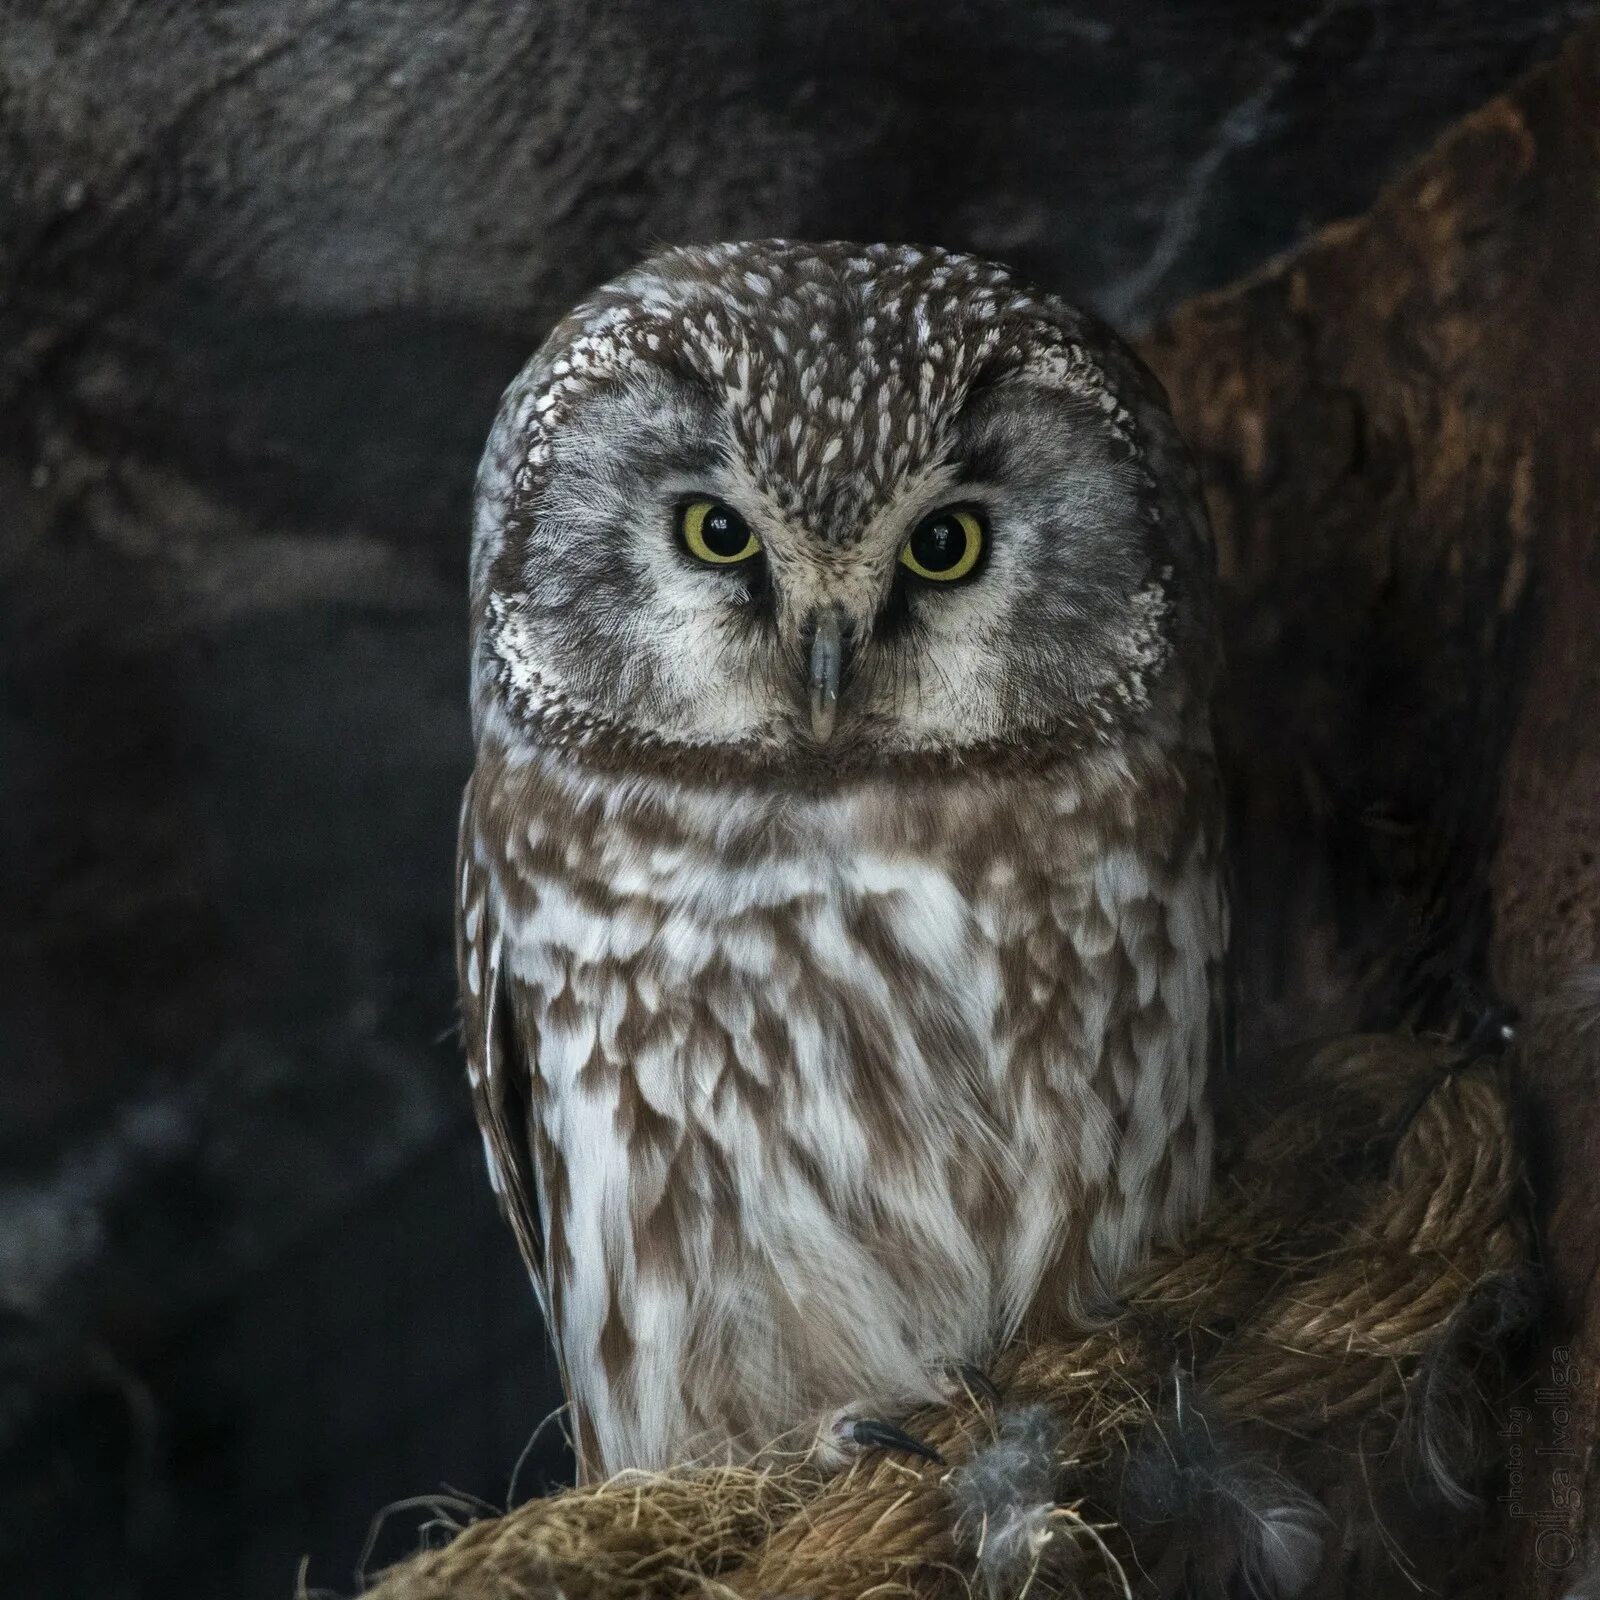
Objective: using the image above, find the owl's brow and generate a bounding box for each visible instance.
[942,434,1006,486]
[637,342,727,411]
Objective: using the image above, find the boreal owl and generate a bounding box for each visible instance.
[455,240,1226,1481]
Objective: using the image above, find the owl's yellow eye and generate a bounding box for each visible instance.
[899,507,984,582]
[679,499,759,564]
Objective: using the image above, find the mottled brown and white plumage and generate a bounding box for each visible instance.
[455,240,1226,1481]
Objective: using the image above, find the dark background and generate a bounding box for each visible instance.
[2,4,1594,1597]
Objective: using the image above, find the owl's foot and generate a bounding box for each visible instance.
[814,1364,998,1469]
[940,1361,1001,1410]
[817,1406,944,1468]
[840,1415,945,1465]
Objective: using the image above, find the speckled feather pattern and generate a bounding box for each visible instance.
[456,240,1226,1477]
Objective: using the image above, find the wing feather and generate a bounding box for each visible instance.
[455,778,550,1321]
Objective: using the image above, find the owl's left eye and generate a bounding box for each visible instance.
[900,507,984,583]
[679,499,760,565]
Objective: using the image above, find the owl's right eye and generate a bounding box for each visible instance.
[678,499,760,565]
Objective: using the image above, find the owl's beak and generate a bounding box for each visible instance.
[806,607,846,744]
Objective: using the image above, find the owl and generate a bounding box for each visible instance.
[455,240,1226,1482]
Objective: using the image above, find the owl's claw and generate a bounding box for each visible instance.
[1458,999,1518,1057]
[843,1416,945,1466]
[947,1362,1001,1409]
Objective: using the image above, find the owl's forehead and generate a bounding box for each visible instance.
[539,242,1096,534]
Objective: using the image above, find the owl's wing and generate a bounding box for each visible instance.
[455,779,552,1324]
[458,784,598,1473]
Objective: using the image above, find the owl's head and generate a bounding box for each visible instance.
[472,241,1215,781]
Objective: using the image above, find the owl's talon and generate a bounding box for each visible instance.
[843,1416,945,1465]
[1459,1000,1518,1056]
[947,1362,1001,1409]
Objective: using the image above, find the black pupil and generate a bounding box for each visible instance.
[910,514,969,572]
[700,504,749,556]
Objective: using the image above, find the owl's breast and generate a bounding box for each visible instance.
[486,754,1222,1466]
[513,797,1013,1178]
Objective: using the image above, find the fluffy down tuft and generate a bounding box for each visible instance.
[950,1405,1063,1596]
[1119,1382,1323,1598]
[1399,1265,1540,1509]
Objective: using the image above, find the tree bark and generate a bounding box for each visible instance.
[1144,27,1600,1590]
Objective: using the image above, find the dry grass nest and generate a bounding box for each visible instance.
[343,1033,1532,1600]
